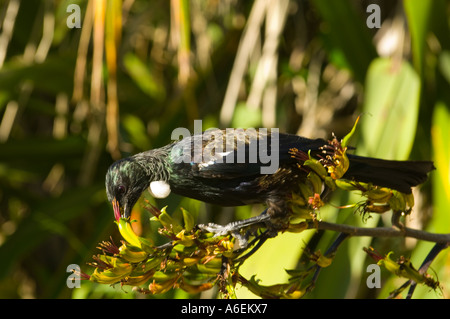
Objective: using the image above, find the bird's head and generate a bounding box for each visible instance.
[105,158,150,220]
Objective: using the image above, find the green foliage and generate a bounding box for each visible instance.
[360,58,420,159]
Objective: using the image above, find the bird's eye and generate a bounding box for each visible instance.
[117,185,126,194]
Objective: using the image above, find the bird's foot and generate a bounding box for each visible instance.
[197,211,275,249]
[197,222,250,248]
[197,214,269,235]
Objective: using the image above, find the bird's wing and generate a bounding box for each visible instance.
[169,130,327,179]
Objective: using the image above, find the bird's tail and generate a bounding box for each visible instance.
[344,154,435,194]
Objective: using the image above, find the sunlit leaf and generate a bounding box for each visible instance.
[359,58,421,160]
[404,0,433,74]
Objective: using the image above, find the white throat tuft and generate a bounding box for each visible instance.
[148,180,171,198]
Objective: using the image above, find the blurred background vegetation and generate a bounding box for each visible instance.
[0,0,449,299]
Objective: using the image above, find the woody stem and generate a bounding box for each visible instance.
[309,221,450,244]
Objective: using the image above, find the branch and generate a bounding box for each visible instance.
[406,242,449,298]
[310,221,450,244]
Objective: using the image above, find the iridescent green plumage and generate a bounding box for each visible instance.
[105,130,434,221]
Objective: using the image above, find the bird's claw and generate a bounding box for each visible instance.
[197,223,234,236]
[197,222,250,248]
[197,212,273,249]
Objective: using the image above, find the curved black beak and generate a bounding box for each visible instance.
[112,197,133,221]
[123,203,132,220]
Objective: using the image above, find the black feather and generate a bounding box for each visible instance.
[105,130,435,218]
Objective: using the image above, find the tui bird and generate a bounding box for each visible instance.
[105,128,434,225]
